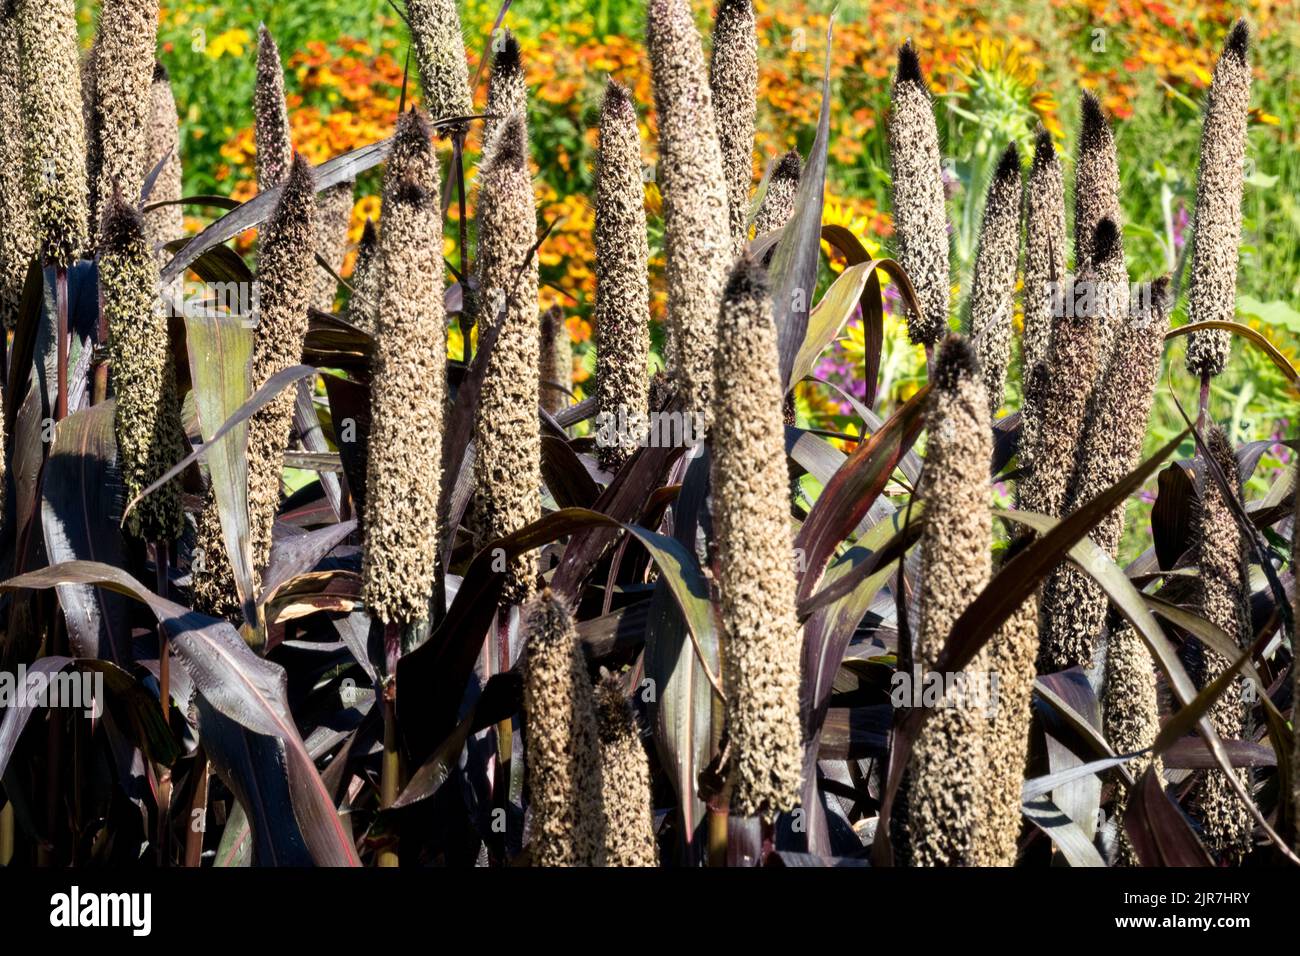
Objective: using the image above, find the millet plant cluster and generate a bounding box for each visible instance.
[0,0,1294,869]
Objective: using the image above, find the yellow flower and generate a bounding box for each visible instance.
[205,28,251,61]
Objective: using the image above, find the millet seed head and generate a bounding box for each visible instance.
[594,78,651,471]
[968,141,1023,415]
[1189,423,1255,862]
[144,61,185,250]
[0,8,36,328]
[710,256,804,820]
[593,671,660,866]
[1040,276,1171,671]
[14,0,91,266]
[245,152,317,581]
[313,179,355,312]
[753,148,802,238]
[99,187,186,543]
[1019,127,1068,473]
[88,0,158,239]
[1184,19,1251,380]
[522,589,605,866]
[648,0,732,427]
[972,594,1041,866]
[708,0,757,257]
[406,0,473,135]
[1073,91,1121,273]
[484,28,525,158]
[889,41,950,346]
[346,216,380,332]
[362,121,445,626]
[254,25,293,192]
[907,333,993,866]
[472,112,541,605]
[1104,614,1163,865]
[1018,218,1118,528]
[539,304,570,416]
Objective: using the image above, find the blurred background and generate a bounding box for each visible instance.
[79,0,1300,522]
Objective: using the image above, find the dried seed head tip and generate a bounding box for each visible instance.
[995,140,1020,181]
[775,149,802,182]
[603,76,632,113]
[896,40,924,89]
[1079,91,1107,149]
[1224,18,1249,64]
[1092,216,1119,266]
[1032,126,1055,172]
[722,254,768,305]
[495,28,521,73]
[933,333,978,392]
[394,106,432,152]
[100,184,142,253]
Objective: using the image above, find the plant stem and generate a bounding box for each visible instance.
[454,128,470,365]
[184,748,210,867]
[378,680,400,867]
[91,280,108,405]
[493,610,512,861]
[156,541,173,865]
[0,802,13,865]
[378,620,401,867]
[1197,372,1211,432]
[55,266,68,421]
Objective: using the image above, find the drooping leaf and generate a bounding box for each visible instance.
[40,402,131,663]
[180,313,258,622]
[1124,766,1214,866]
